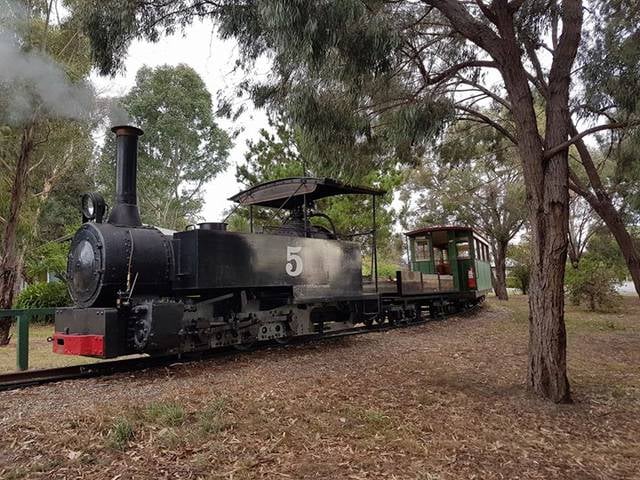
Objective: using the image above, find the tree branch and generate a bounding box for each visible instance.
[422,0,504,56]
[423,60,499,86]
[544,122,629,159]
[457,76,512,111]
[456,105,518,144]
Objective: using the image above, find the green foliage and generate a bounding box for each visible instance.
[14,281,71,318]
[581,0,640,117]
[97,64,231,230]
[579,0,640,222]
[565,255,624,312]
[585,227,630,273]
[407,118,525,242]
[23,241,69,283]
[74,1,453,173]
[507,242,532,295]
[361,259,399,279]
[0,3,96,323]
[565,228,629,311]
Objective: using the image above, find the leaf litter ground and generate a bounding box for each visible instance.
[0,296,638,479]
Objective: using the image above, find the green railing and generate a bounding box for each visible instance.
[0,308,55,371]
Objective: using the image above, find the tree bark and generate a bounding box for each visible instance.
[488,0,579,403]
[493,241,509,300]
[0,123,35,345]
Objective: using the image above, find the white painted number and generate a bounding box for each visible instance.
[286,246,303,277]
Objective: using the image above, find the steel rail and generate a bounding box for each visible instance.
[0,303,483,392]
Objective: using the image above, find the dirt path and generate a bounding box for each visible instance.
[1,299,638,479]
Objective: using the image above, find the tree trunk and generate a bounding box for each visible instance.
[493,240,509,300]
[525,155,571,404]
[0,123,35,345]
[488,0,579,403]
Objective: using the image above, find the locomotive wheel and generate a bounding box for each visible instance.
[233,330,256,351]
[375,315,386,326]
[363,314,375,328]
[274,336,290,345]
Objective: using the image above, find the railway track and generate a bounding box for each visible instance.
[0,303,483,391]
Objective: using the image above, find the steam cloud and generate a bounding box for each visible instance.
[0,3,95,124]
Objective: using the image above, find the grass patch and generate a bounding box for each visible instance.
[142,401,185,427]
[196,398,228,434]
[107,417,134,450]
[358,409,391,427]
[0,324,95,373]
[491,295,639,335]
[339,406,393,434]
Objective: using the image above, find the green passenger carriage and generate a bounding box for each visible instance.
[400,226,492,298]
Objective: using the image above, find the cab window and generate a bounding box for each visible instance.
[414,236,431,261]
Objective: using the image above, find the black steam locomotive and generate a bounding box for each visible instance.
[54,126,489,359]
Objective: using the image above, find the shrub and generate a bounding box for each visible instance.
[14,282,71,322]
[23,241,68,283]
[509,264,531,294]
[565,256,624,312]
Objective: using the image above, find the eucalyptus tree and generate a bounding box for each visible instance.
[74,0,633,402]
[97,64,231,230]
[0,0,95,344]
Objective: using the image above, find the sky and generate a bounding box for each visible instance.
[89,19,270,223]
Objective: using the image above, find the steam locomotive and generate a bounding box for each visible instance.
[53,126,491,359]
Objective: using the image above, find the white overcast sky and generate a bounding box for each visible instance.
[90,19,270,223]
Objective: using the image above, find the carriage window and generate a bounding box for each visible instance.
[484,244,490,262]
[414,237,430,261]
[457,240,470,259]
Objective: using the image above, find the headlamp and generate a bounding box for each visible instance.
[81,192,105,223]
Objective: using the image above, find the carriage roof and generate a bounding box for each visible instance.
[405,225,490,246]
[229,177,386,209]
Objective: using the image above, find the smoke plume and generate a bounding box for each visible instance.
[0,3,95,124]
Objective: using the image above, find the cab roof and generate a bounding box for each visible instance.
[405,225,490,245]
[229,177,386,209]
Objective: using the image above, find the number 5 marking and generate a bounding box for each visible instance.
[286,246,303,277]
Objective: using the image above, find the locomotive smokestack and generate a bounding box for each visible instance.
[108,125,144,226]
